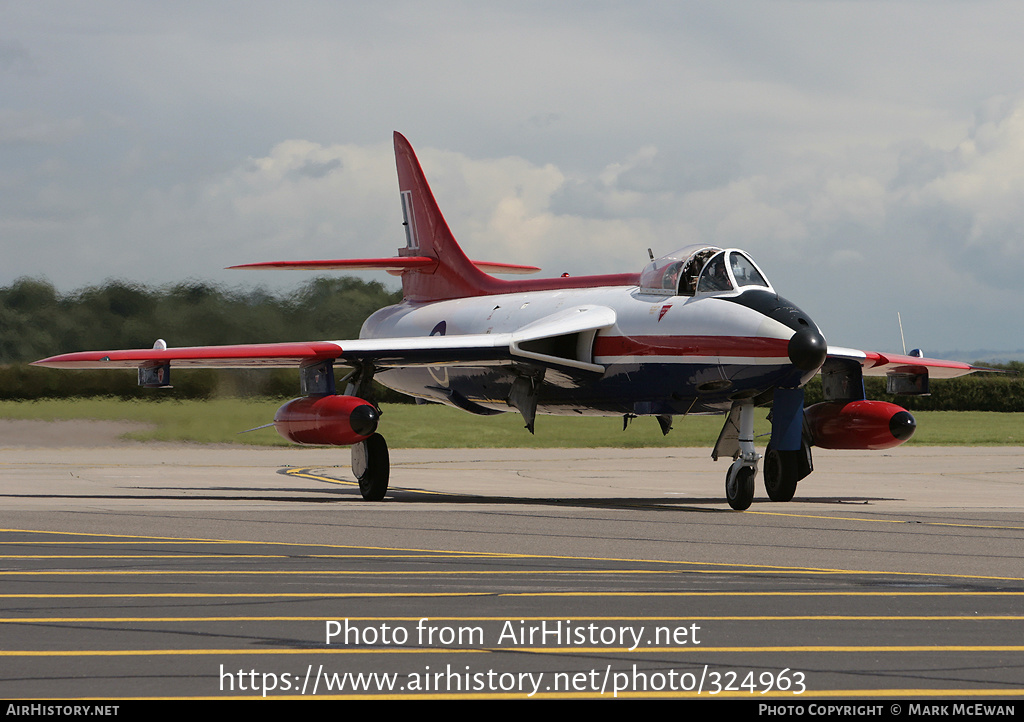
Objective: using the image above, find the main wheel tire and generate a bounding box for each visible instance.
[763,444,798,502]
[352,433,390,501]
[726,463,755,511]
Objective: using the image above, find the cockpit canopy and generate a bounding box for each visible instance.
[638,244,772,297]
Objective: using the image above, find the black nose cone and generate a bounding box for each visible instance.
[788,327,828,371]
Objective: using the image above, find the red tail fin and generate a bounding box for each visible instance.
[232,134,638,297]
[394,132,502,302]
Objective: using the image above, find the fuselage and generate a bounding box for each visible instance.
[360,282,824,418]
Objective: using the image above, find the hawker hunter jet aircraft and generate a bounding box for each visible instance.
[35,132,986,510]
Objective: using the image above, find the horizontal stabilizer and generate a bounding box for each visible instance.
[228,257,436,272]
[229,258,541,275]
[467,261,541,275]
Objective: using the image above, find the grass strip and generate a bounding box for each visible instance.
[1,399,1021,447]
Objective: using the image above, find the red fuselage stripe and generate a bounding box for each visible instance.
[593,335,790,358]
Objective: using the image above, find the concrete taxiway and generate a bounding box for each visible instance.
[0,428,1021,699]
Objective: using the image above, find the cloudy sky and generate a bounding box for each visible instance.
[4,1,1024,357]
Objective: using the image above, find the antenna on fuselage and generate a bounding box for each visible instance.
[647,248,654,261]
[898,312,907,355]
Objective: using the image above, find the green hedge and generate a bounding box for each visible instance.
[4,277,1018,410]
[802,363,1024,412]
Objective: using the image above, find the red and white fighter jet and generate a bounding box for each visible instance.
[34,133,987,509]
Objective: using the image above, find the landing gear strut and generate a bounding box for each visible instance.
[724,400,760,511]
[352,433,390,500]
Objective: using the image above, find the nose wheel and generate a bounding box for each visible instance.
[725,460,756,510]
[718,399,760,510]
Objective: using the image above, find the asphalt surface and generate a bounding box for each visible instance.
[0,431,1021,700]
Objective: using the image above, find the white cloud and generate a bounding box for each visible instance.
[897,98,1024,287]
[7,3,1024,353]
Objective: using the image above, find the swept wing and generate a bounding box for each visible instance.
[826,346,995,379]
[32,305,617,375]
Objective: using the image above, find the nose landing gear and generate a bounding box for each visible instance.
[725,460,757,510]
[722,399,760,511]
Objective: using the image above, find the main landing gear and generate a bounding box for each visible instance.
[352,433,390,501]
[763,443,799,502]
[342,362,391,501]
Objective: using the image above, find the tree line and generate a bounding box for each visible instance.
[0,276,403,400]
[1,276,1020,409]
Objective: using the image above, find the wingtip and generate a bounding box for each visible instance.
[971,363,1015,374]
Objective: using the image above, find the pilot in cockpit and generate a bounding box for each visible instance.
[680,248,717,295]
[697,253,733,293]
[641,245,760,297]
